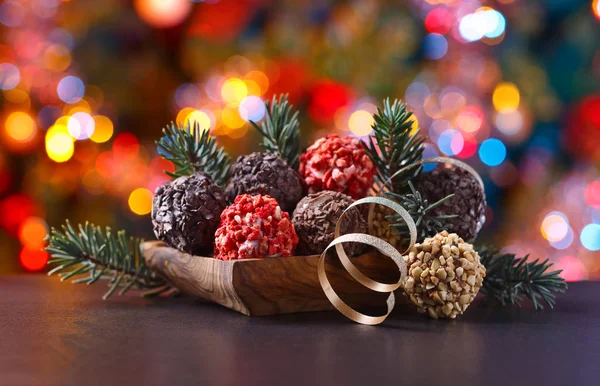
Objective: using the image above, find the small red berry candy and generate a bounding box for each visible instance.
[214,194,299,260]
[299,134,376,199]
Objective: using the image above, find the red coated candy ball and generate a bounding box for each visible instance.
[214,194,299,260]
[299,134,376,199]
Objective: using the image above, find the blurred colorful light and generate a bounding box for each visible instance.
[493,82,520,112]
[479,138,506,166]
[221,78,248,105]
[550,226,574,250]
[90,115,114,143]
[593,0,600,19]
[541,211,569,242]
[68,112,95,140]
[5,112,36,142]
[185,109,212,132]
[46,131,74,163]
[424,8,452,35]
[18,217,48,249]
[0,63,20,90]
[495,109,523,135]
[134,0,192,28]
[459,9,506,42]
[438,129,463,156]
[456,106,484,133]
[348,110,374,136]
[221,107,245,129]
[0,1,24,27]
[580,224,600,251]
[128,188,153,215]
[19,247,48,272]
[57,76,85,104]
[239,96,266,122]
[584,180,600,208]
[557,256,585,282]
[423,33,448,60]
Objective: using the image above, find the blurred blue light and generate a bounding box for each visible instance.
[0,63,20,90]
[239,96,266,122]
[437,129,459,156]
[479,138,506,166]
[57,76,85,104]
[550,226,574,250]
[174,83,201,109]
[422,144,439,172]
[423,33,448,60]
[485,11,506,38]
[405,82,431,107]
[580,224,600,251]
[37,106,62,131]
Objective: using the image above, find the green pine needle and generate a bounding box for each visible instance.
[385,181,456,241]
[478,246,568,310]
[45,221,169,300]
[362,98,426,193]
[250,94,301,169]
[156,121,231,187]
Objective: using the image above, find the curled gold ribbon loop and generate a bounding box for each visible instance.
[317,197,416,325]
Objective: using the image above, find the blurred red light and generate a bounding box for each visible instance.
[456,134,477,158]
[19,247,48,272]
[112,132,139,159]
[0,194,39,235]
[585,181,600,208]
[557,256,586,282]
[308,80,352,124]
[187,0,251,43]
[425,8,452,35]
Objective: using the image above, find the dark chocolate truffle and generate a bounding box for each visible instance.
[292,190,367,255]
[225,152,304,213]
[152,172,226,255]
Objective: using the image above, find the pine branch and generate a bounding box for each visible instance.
[478,246,568,310]
[362,98,426,193]
[44,221,169,300]
[385,181,457,241]
[250,94,301,169]
[156,121,231,187]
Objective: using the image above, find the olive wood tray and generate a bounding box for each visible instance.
[141,241,403,316]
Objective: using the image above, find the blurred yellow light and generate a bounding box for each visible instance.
[185,110,212,133]
[18,217,48,249]
[492,82,520,112]
[46,132,74,163]
[243,79,261,97]
[63,99,91,115]
[540,213,568,242]
[133,0,192,28]
[90,115,114,143]
[3,88,30,104]
[594,0,600,19]
[176,107,196,127]
[348,110,374,136]
[43,45,72,72]
[221,78,248,105]
[245,70,269,95]
[410,116,419,136]
[5,112,36,142]
[221,107,245,129]
[227,125,248,139]
[128,188,153,215]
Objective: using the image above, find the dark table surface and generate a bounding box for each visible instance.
[1,276,598,386]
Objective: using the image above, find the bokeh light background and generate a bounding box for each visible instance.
[0,0,599,280]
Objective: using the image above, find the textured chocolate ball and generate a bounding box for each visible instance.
[413,165,486,242]
[292,190,367,256]
[152,172,226,255]
[225,152,304,213]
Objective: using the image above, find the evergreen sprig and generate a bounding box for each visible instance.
[250,94,301,169]
[363,98,426,193]
[157,121,231,187]
[478,246,568,310]
[44,221,170,300]
[386,181,457,241]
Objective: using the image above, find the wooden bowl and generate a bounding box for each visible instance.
[141,241,402,316]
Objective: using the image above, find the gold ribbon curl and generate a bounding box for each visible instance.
[317,197,416,326]
[318,157,485,325]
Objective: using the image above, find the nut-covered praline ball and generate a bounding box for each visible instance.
[152,172,226,255]
[299,134,376,199]
[292,190,367,256]
[225,152,304,213]
[214,194,299,260]
[402,231,486,319]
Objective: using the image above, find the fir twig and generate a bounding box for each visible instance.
[362,98,426,193]
[250,94,301,169]
[386,181,457,241]
[157,121,231,187]
[44,221,169,300]
[478,246,568,310]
